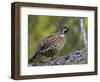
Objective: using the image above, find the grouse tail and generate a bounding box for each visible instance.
[29,52,38,63]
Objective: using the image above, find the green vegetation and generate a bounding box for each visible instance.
[28,15,88,64]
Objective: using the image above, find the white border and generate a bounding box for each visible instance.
[20,7,95,75]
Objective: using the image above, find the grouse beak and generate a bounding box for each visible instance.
[64,28,69,33]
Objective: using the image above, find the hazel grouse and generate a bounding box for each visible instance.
[30,26,69,62]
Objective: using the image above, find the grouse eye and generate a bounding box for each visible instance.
[63,26,67,29]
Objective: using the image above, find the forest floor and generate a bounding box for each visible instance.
[29,50,87,66]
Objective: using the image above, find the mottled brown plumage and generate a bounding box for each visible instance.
[30,26,69,62]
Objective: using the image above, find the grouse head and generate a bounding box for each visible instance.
[55,25,69,35]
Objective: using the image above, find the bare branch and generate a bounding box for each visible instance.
[79,18,88,48]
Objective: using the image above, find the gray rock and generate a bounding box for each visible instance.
[30,50,87,66]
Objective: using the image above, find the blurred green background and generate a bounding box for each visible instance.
[28,15,88,64]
